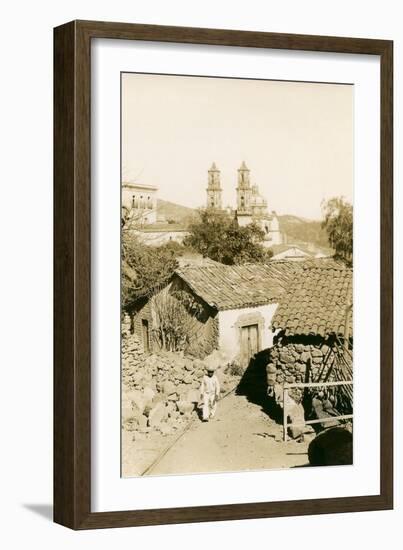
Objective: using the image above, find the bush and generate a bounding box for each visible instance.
[227,361,244,377]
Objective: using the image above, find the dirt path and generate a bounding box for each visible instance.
[144,393,312,476]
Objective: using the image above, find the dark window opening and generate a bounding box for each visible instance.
[142,319,150,353]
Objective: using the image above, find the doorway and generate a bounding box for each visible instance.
[241,323,259,365]
[142,319,150,353]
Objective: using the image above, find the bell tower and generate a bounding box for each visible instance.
[206,162,222,209]
[236,161,252,213]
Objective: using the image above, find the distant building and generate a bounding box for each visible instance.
[269,243,332,261]
[122,182,158,225]
[124,163,284,248]
[132,223,189,246]
[206,161,283,247]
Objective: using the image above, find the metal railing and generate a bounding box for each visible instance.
[283,380,353,441]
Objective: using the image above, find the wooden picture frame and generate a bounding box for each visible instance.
[54,20,393,530]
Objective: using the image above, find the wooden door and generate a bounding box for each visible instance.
[241,324,259,365]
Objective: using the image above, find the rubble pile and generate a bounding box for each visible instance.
[121,317,241,440]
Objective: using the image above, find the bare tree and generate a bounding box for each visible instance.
[150,287,202,352]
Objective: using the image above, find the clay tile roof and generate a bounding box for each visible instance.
[174,262,299,310]
[272,264,353,338]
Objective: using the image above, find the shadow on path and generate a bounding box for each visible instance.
[236,350,279,418]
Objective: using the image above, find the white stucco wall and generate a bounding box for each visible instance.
[218,303,278,360]
[138,230,189,246]
[122,183,158,224]
[271,247,310,260]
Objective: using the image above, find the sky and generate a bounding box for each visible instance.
[122,73,353,220]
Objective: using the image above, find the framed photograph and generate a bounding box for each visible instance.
[54,20,393,529]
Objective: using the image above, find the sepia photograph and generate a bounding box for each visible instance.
[120,72,354,478]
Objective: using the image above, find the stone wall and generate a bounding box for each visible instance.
[265,337,333,389]
[122,314,240,441]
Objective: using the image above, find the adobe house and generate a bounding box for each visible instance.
[130,262,297,364]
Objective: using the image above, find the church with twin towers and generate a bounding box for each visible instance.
[206,161,283,247]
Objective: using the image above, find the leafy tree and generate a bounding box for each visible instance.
[183,208,273,265]
[321,197,353,263]
[121,233,179,309]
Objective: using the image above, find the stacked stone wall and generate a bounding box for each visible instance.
[265,339,333,390]
[121,314,239,441]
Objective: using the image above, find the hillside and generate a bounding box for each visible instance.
[157,199,197,224]
[156,200,330,249]
[278,214,329,248]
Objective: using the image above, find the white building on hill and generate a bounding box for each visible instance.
[122,182,158,225]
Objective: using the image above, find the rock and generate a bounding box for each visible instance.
[165,399,175,411]
[150,393,163,408]
[193,359,205,371]
[266,363,277,374]
[266,373,277,384]
[270,348,279,360]
[126,390,145,414]
[311,348,323,357]
[312,356,323,365]
[295,362,306,373]
[183,358,194,371]
[308,427,352,466]
[295,344,304,353]
[122,399,134,422]
[187,389,200,403]
[167,392,179,401]
[176,383,189,396]
[137,414,148,429]
[148,402,166,427]
[168,409,180,421]
[162,380,175,395]
[143,386,155,406]
[285,392,305,439]
[300,351,310,363]
[311,367,319,377]
[177,400,194,415]
[279,351,291,363]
